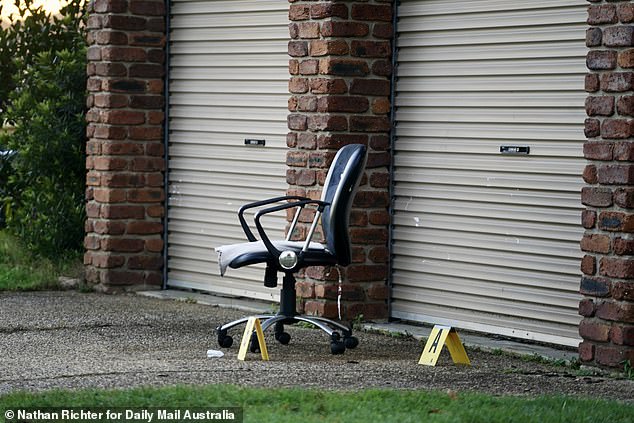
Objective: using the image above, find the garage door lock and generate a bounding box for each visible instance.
[500,145,530,155]
[245,139,266,146]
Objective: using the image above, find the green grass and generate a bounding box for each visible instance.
[0,230,82,291]
[0,385,632,423]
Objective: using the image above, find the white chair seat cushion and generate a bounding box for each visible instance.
[215,240,326,276]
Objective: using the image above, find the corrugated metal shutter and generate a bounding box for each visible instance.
[391,0,586,346]
[166,0,289,301]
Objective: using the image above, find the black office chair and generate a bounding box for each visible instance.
[215,144,368,354]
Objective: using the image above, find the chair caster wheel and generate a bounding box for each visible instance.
[275,332,291,345]
[217,329,233,348]
[344,336,359,349]
[330,341,346,355]
[218,335,233,348]
[249,333,260,353]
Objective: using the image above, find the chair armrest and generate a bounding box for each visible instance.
[238,195,308,242]
[254,199,329,262]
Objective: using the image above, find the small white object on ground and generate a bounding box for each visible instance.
[206,349,224,358]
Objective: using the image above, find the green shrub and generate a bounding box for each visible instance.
[0,146,15,227]
[0,0,87,258]
[0,0,85,116]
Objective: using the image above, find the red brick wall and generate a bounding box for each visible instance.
[581,0,634,367]
[287,0,393,320]
[82,0,634,368]
[84,0,166,291]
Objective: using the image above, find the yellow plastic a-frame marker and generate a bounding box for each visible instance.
[418,325,470,366]
[237,317,269,361]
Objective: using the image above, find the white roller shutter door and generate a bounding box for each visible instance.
[392,0,586,346]
[167,0,288,300]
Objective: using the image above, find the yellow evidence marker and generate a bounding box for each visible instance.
[237,317,269,361]
[418,325,471,366]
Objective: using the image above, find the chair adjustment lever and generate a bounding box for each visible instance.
[264,264,277,288]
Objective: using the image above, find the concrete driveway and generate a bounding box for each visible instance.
[1,291,632,401]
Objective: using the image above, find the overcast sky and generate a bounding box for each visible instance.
[1,0,66,18]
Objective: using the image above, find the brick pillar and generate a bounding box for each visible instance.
[580,0,634,367]
[83,0,166,292]
[287,1,393,320]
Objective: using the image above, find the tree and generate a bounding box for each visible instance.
[0,0,87,257]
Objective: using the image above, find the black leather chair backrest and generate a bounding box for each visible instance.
[320,144,368,266]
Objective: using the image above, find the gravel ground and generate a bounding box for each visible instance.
[0,291,632,401]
